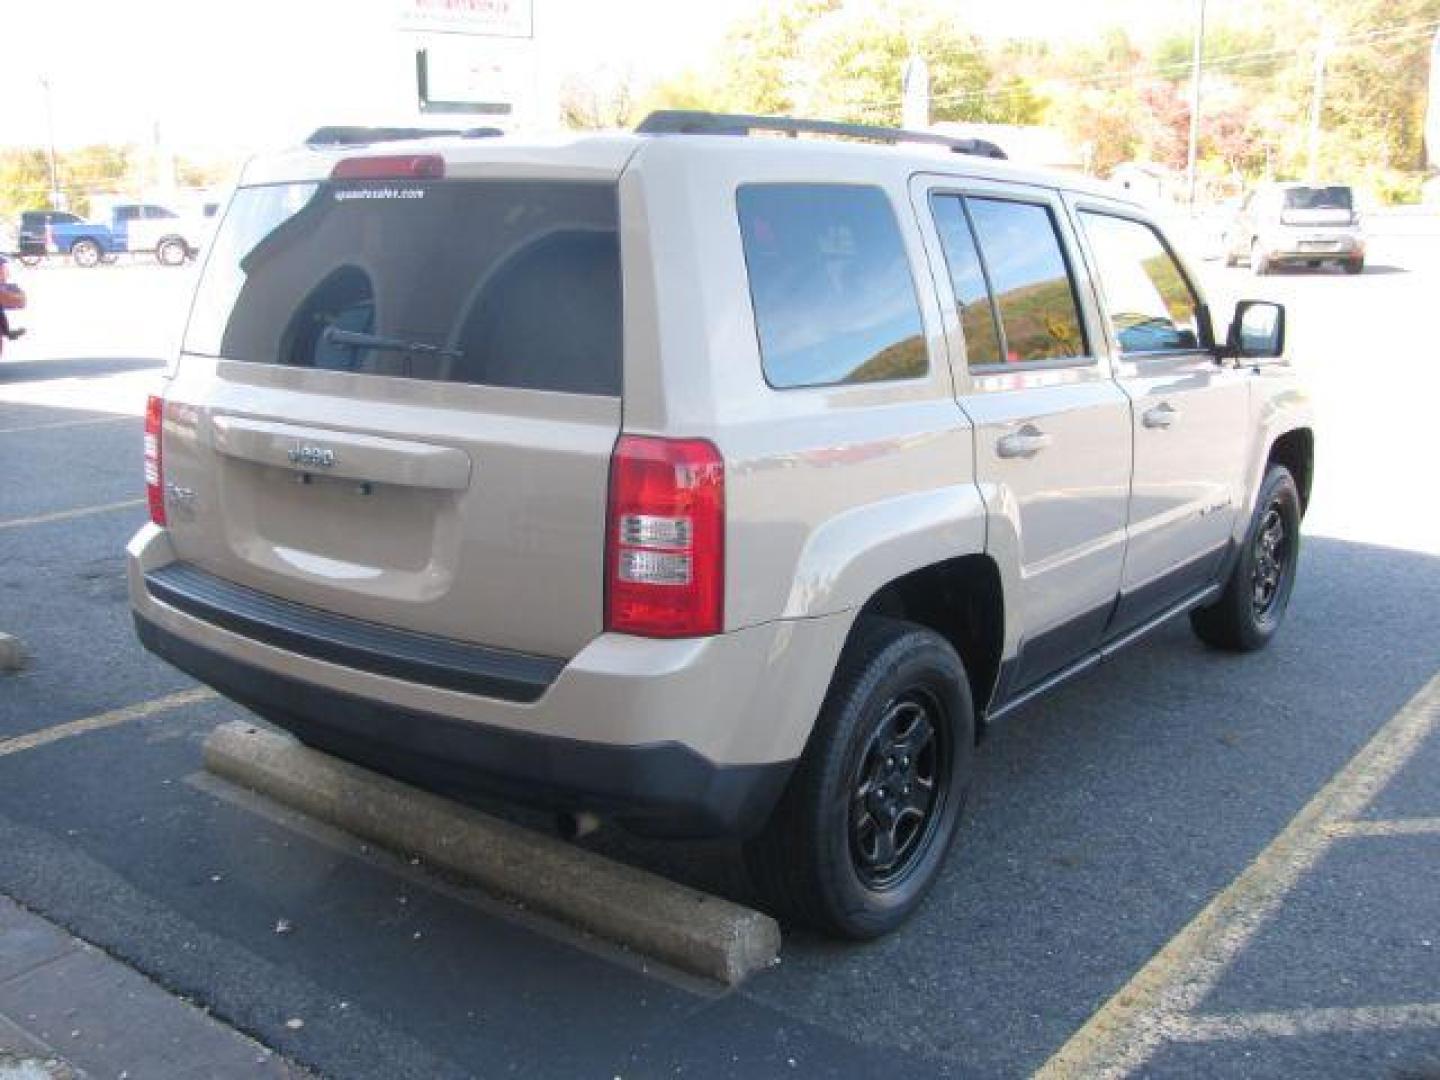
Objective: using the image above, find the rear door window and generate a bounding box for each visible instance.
[930,195,1002,366]
[963,197,1087,364]
[185,179,622,396]
[738,184,926,389]
[1078,212,1200,354]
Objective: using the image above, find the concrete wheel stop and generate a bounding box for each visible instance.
[203,721,781,987]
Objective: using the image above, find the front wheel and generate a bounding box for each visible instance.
[17,252,42,267]
[745,617,974,939]
[1344,258,1364,275]
[1191,464,1301,651]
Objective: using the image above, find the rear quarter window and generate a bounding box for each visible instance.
[737,184,927,389]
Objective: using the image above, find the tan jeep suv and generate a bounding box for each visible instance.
[130,112,1313,938]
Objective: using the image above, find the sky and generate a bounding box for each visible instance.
[0,0,1212,153]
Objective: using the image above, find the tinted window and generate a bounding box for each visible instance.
[1283,185,1352,211]
[1079,212,1200,354]
[185,180,621,395]
[930,195,1001,366]
[966,198,1086,363]
[738,184,926,388]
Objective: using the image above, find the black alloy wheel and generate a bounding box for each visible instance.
[849,690,949,890]
[745,616,974,939]
[1250,499,1291,627]
[1191,463,1302,652]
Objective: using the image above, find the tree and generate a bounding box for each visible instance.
[801,4,994,126]
[560,66,642,130]
[713,0,841,115]
[0,150,52,222]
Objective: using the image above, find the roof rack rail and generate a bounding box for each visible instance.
[634,110,1007,160]
[306,125,504,148]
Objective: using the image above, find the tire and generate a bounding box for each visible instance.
[1223,251,1239,269]
[70,239,102,268]
[17,252,42,267]
[1191,464,1301,652]
[1250,239,1270,276]
[156,237,189,267]
[1344,258,1364,275]
[744,616,975,939]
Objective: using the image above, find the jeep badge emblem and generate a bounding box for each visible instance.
[288,444,336,469]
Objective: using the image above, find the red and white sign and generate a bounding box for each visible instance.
[399,0,532,38]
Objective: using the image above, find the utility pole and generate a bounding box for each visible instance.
[902,53,930,131]
[1307,32,1332,181]
[39,76,62,210]
[1185,0,1206,207]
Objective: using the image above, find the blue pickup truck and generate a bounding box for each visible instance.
[48,202,199,267]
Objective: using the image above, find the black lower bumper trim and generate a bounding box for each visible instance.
[135,614,792,837]
[144,563,562,704]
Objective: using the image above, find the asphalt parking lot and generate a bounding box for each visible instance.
[1,229,1438,1078]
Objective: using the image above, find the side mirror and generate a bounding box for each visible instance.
[1220,300,1285,360]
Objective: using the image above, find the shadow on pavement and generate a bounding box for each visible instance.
[0,356,164,383]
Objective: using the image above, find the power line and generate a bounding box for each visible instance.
[838,17,1440,115]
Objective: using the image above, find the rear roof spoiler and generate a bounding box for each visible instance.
[306,125,505,148]
[635,110,1008,160]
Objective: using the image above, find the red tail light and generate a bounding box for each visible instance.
[331,154,444,181]
[606,436,724,638]
[144,394,166,526]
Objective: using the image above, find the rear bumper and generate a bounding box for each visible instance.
[128,525,852,836]
[136,614,789,834]
[1264,234,1364,261]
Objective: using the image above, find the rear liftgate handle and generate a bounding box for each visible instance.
[997,423,1053,460]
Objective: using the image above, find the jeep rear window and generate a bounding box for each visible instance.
[737,184,926,389]
[184,180,622,396]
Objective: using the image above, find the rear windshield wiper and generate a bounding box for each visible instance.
[323,326,462,361]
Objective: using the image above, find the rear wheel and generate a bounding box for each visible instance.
[1191,464,1301,652]
[745,616,974,939]
[70,239,102,268]
[1344,258,1364,275]
[156,237,189,267]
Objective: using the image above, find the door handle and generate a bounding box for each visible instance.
[997,424,1052,459]
[1142,403,1179,429]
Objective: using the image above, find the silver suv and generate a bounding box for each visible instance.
[130,112,1314,938]
[1225,182,1365,274]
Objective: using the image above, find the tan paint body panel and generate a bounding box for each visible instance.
[159,356,619,659]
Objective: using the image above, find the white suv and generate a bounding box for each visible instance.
[129,112,1313,938]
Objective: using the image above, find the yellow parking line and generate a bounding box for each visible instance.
[0,415,136,435]
[0,688,217,759]
[0,498,145,531]
[1172,1003,1440,1042]
[1036,670,1440,1079]
[1322,817,1440,838]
